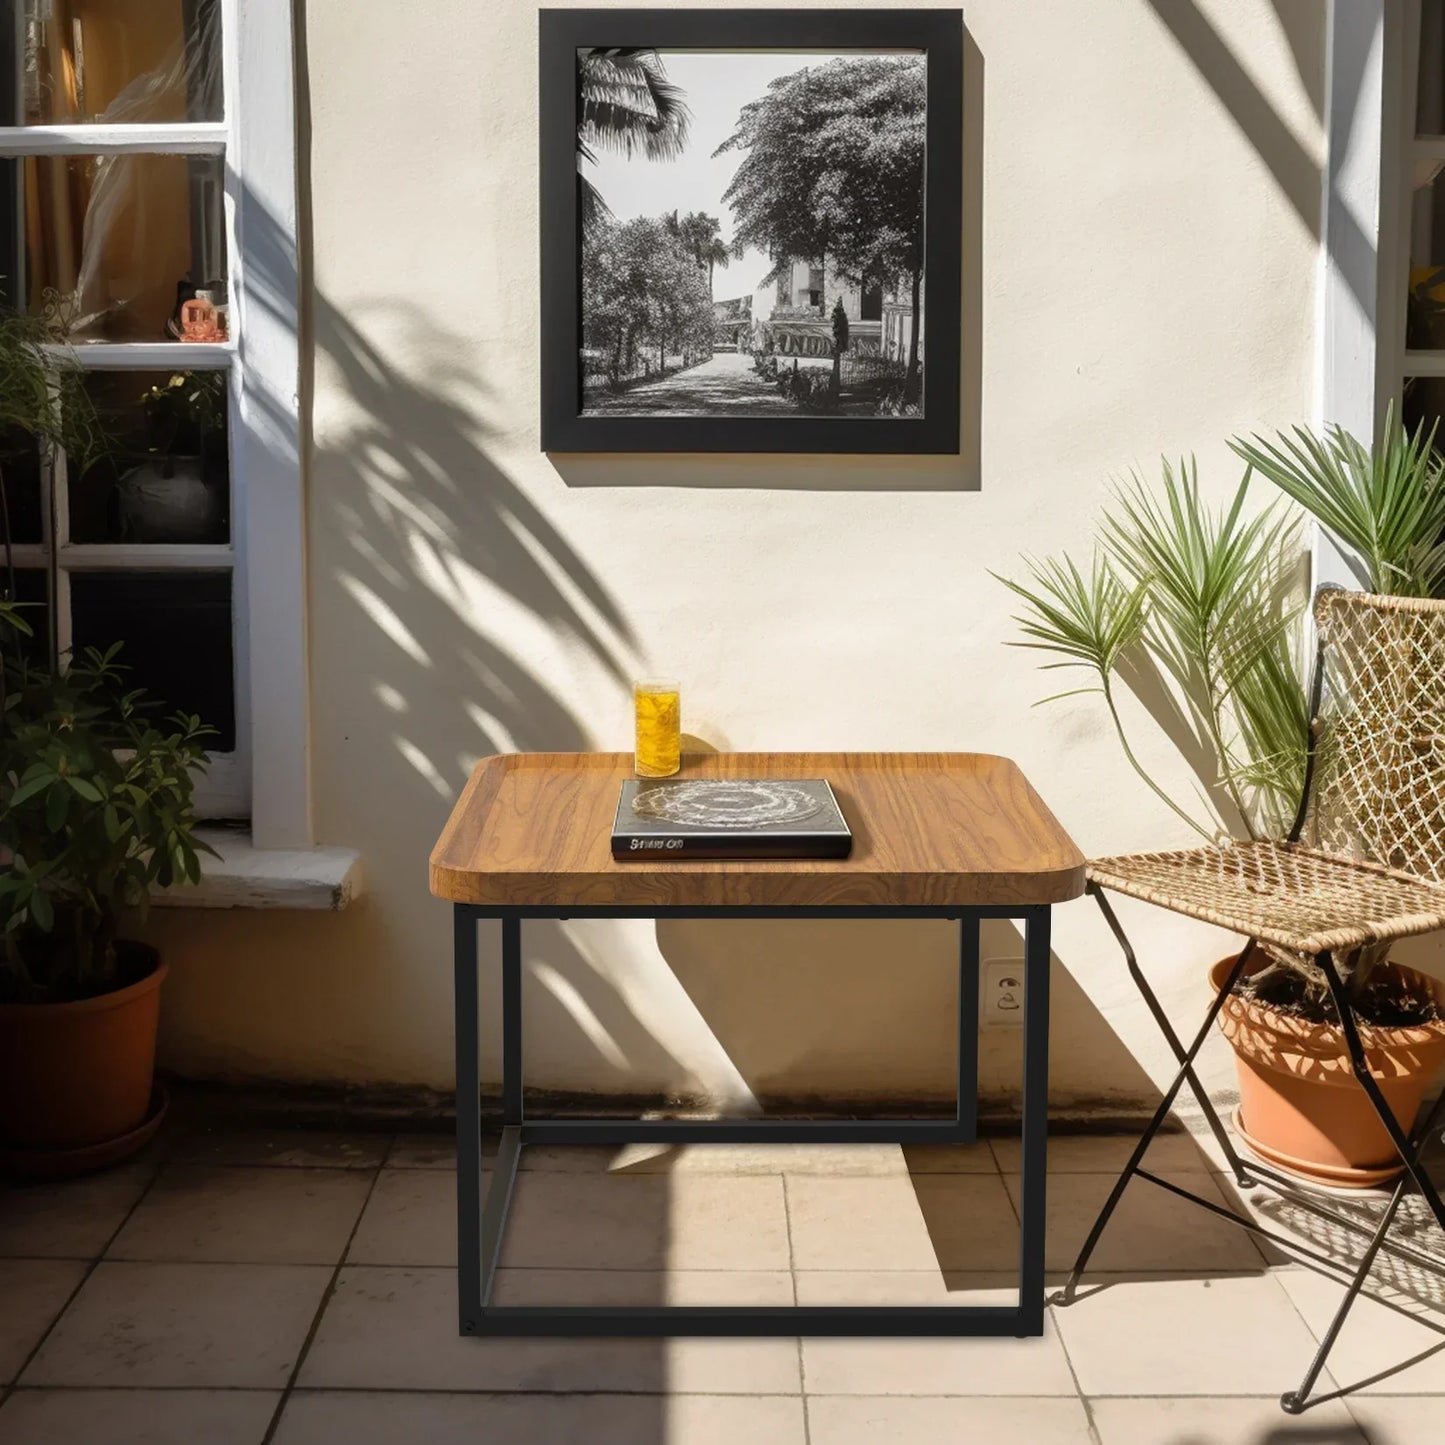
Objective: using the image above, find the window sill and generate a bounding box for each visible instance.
[152,829,364,911]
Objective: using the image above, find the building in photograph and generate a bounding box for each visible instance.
[749,257,890,357]
[711,293,751,350]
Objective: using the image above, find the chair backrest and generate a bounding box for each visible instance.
[1309,589,1445,882]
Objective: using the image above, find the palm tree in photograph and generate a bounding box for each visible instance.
[665,210,736,291]
[576,50,691,232]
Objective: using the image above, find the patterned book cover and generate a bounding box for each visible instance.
[611,778,853,860]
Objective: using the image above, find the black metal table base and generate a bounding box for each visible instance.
[453,903,1053,1337]
[1053,886,1445,1412]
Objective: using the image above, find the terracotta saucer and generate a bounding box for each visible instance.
[0,1084,169,1180]
[1231,1105,1402,1193]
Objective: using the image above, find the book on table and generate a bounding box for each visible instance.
[611,778,852,860]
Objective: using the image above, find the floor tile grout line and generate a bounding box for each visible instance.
[258,1160,386,1445]
[1044,1271,1103,1444]
[2,1154,168,1407]
[1267,1251,1350,1401]
[779,1172,811,1444]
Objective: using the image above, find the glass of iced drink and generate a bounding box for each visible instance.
[634,679,681,777]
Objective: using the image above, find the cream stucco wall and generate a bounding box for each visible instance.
[147,0,1331,1117]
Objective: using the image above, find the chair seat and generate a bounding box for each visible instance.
[1087,840,1445,956]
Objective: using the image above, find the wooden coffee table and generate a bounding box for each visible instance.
[431,751,1084,1337]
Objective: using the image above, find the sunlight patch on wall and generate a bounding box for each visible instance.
[533,962,630,1071]
[394,735,453,798]
[339,571,431,666]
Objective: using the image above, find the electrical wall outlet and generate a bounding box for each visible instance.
[981,957,1025,1028]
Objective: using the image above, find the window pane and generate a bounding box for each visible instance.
[69,370,228,544]
[1422,0,1445,135]
[0,152,226,343]
[0,429,45,544]
[3,566,50,666]
[69,570,234,749]
[1403,376,1445,440]
[6,0,222,126]
[1407,163,1445,350]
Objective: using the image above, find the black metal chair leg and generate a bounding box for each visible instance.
[1266,953,1445,1411]
[1092,888,1255,1185]
[1319,951,1445,1233]
[1052,928,1258,1306]
[1274,1085,1445,1411]
[1278,1166,1414,1413]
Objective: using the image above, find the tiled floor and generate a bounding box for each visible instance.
[1,1122,1442,1443]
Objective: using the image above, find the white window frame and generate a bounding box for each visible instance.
[0,0,309,850]
[1317,1,1441,530]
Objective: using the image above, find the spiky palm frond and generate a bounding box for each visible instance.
[1230,404,1445,598]
[577,49,691,164]
[998,458,1311,843]
[994,552,1144,693]
[995,551,1213,838]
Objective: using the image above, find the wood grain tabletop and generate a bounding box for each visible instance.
[430,752,1084,909]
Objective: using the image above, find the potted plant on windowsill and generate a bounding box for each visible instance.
[997,422,1445,1187]
[0,631,215,1175]
[113,370,227,544]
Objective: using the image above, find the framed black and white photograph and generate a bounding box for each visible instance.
[540,9,962,454]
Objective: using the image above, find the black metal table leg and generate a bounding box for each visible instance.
[456,903,1051,1336]
[958,915,981,1143]
[454,904,483,1335]
[1017,905,1051,1333]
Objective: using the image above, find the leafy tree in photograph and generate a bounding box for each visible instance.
[576,50,690,232]
[583,216,714,386]
[716,56,927,392]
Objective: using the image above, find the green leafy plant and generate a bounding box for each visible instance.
[995,454,1445,1022]
[137,371,226,457]
[0,642,215,1004]
[0,311,110,680]
[1230,405,1445,598]
[997,460,1309,844]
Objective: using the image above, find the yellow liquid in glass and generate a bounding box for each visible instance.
[634,683,681,777]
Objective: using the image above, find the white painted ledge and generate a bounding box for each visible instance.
[153,829,364,911]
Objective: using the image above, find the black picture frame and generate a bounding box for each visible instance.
[540,8,963,455]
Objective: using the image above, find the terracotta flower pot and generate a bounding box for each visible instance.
[1210,953,1445,1187]
[0,942,166,1153]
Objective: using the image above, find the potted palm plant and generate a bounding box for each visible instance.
[998,428,1445,1185]
[0,314,214,1176]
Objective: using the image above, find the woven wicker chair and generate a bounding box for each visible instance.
[1054,589,1445,1413]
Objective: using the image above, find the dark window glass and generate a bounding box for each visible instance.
[3,566,50,667]
[1421,0,1445,134]
[0,428,44,545]
[69,370,229,544]
[1407,167,1445,350]
[69,570,234,749]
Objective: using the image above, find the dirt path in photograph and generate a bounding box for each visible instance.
[583,351,829,416]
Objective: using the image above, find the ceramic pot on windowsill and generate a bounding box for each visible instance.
[115,452,225,544]
[1210,952,1445,1189]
